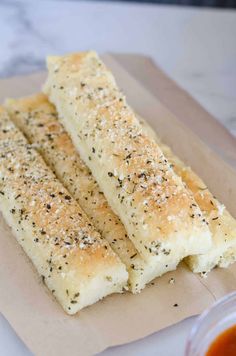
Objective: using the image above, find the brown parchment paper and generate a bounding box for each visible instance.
[0,54,236,356]
[113,53,236,168]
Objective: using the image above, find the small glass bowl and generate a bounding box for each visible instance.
[185,291,236,356]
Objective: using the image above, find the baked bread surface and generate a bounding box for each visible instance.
[139,117,236,273]
[43,51,212,270]
[0,106,128,314]
[6,93,165,293]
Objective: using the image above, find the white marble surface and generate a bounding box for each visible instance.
[1,0,236,135]
[0,1,235,355]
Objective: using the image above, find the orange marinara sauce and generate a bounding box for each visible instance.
[206,325,236,356]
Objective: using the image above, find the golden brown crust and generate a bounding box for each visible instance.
[0,107,128,313]
[139,117,236,273]
[6,93,171,293]
[43,51,212,268]
[161,144,236,272]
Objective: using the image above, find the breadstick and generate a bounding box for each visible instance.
[43,51,211,274]
[6,93,169,292]
[139,116,236,273]
[0,107,128,314]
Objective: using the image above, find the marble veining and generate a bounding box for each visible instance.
[0,0,235,133]
[0,1,236,355]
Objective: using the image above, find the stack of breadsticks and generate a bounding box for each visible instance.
[1,51,235,315]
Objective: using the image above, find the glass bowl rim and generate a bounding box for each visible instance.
[185,291,236,355]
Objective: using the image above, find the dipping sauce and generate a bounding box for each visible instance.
[206,325,236,356]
